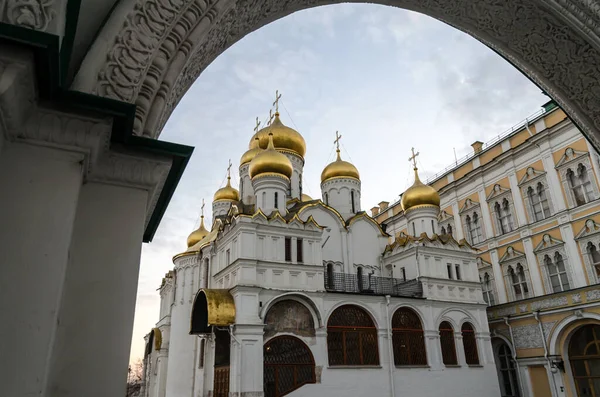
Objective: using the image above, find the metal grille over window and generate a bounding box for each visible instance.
[461,323,479,365]
[439,321,458,366]
[264,336,315,397]
[392,308,427,366]
[285,237,292,262]
[327,305,379,366]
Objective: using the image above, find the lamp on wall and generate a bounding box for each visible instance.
[549,356,565,373]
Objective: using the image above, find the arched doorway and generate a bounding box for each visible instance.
[263,336,316,397]
[569,324,600,396]
[493,339,520,397]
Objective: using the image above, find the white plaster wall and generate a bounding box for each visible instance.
[350,219,386,269]
[300,206,345,264]
[0,143,83,397]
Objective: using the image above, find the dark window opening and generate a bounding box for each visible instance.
[285,237,292,262]
[297,238,303,263]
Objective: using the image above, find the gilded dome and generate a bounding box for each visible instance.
[301,193,312,202]
[321,150,360,183]
[249,112,306,157]
[213,176,239,202]
[240,138,262,165]
[401,168,440,212]
[186,216,209,247]
[249,133,293,179]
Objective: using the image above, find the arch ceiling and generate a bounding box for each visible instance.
[20,0,600,147]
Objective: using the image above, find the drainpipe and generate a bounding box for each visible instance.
[504,317,526,397]
[525,118,534,137]
[228,325,242,397]
[385,295,396,397]
[534,311,559,397]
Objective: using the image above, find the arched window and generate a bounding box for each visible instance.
[587,242,600,279]
[391,308,427,366]
[356,267,364,292]
[327,305,379,366]
[466,213,482,244]
[412,222,416,237]
[495,341,520,396]
[481,272,495,306]
[262,192,266,208]
[264,336,315,397]
[568,164,594,206]
[351,190,356,213]
[569,324,600,397]
[324,192,329,206]
[448,224,453,235]
[508,264,529,300]
[544,252,570,292]
[461,323,479,365]
[274,192,279,209]
[496,199,513,235]
[439,321,458,365]
[441,226,447,235]
[528,183,551,221]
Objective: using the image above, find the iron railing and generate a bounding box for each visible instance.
[324,271,422,298]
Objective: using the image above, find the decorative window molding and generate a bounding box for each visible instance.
[477,257,496,306]
[487,184,516,236]
[499,246,532,301]
[460,199,485,245]
[533,234,574,294]
[555,147,600,208]
[575,219,600,284]
[438,210,455,236]
[518,167,554,223]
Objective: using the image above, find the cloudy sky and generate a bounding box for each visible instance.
[130,4,548,362]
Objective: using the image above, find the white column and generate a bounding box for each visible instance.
[508,172,527,227]
[451,202,464,240]
[522,237,545,296]
[478,190,495,239]
[490,249,508,303]
[46,182,148,397]
[455,334,466,366]
[585,138,600,185]
[0,143,83,397]
[542,154,567,212]
[560,223,588,287]
[229,324,265,396]
[424,330,443,370]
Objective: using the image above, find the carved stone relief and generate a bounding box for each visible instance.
[0,0,57,31]
[71,0,600,144]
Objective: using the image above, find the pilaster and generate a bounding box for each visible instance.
[490,249,508,304]
[542,154,567,212]
[560,223,588,288]
[522,237,546,296]
[229,324,265,397]
[424,330,443,370]
[478,189,495,239]
[508,172,527,227]
[451,202,465,240]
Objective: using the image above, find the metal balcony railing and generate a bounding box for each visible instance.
[324,271,423,298]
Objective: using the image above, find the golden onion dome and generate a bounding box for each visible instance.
[186,216,209,247]
[213,176,240,202]
[301,193,312,202]
[240,137,262,165]
[249,133,293,179]
[321,149,360,183]
[401,167,440,212]
[249,112,306,157]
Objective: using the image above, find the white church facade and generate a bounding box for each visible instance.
[141,102,500,397]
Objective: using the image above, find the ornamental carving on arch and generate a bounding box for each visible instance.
[1,0,57,32]
[87,0,600,140]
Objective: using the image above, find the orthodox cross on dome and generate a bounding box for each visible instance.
[227,159,232,179]
[254,117,261,133]
[273,90,282,113]
[409,147,420,170]
[334,131,342,151]
[200,199,205,218]
[268,109,274,126]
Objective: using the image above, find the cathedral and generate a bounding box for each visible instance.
[140,97,500,397]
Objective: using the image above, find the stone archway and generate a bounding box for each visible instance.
[74,0,600,148]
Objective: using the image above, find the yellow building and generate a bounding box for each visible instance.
[374,101,600,397]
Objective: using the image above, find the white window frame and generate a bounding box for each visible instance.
[499,246,532,302]
[575,219,600,284]
[519,166,554,223]
[534,234,574,294]
[555,147,600,208]
[460,199,485,245]
[487,184,517,236]
[438,210,455,236]
[477,257,497,306]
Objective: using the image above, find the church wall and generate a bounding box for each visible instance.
[350,219,386,272]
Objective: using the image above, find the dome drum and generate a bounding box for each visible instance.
[249,133,294,179]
